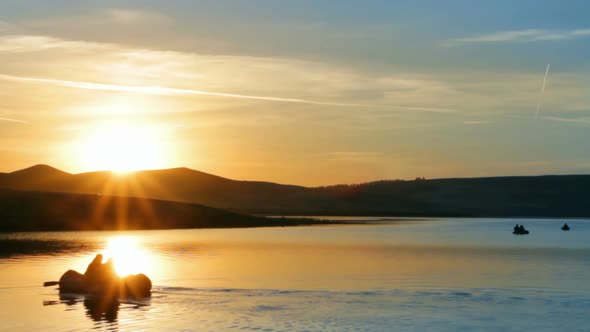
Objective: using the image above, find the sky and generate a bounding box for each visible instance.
[1,0,589,186]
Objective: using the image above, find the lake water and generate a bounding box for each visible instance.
[1,217,589,331]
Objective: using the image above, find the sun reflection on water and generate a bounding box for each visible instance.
[102,236,153,277]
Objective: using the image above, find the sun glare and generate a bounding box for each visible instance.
[103,236,152,277]
[77,122,169,173]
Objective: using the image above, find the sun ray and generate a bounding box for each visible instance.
[128,174,160,229]
[92,178,115,230]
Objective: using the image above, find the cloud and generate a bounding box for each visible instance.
[0,35,110,53]
[401,106,456,113]
[443,28,590,46]
[0,74,362,107]
[3,33,588,118]
[541,116,590,125]
[0,34,466,112]
[463,121,487,125]
[0,72,460,113]
[16,8,169,31]
[0,117,27,124]
[104,8,170,24]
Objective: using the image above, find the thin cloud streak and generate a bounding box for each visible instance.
[0,74,460,113]
[402,106,456,113]
[444,28,590,46]
[0,34,462,114]
[0,117,27,124]
[542,116,590,125]
[535,64,550,120]
[0,74,362,107]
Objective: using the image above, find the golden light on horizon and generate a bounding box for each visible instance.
[103,236,153,277]
[76,121,170,173]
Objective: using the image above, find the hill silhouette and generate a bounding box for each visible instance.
[0,188,319,231]
[0,165,334,214]
[2,165,590,217]
[313,176,590,217]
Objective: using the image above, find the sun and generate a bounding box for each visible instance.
[102,236,153,277]
[77,121,169,173]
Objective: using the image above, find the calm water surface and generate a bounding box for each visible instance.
[1,217,589,331]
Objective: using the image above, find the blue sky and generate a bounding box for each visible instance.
[5,0,590,69]
[0,1,589,184]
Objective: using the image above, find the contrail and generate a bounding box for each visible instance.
[0,74,362,107]
[535,64,550,120]
[0,73,462,113]
[0,117,27,124]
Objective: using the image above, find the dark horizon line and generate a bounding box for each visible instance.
[3,163,590,189]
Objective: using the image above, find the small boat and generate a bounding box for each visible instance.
[561,223,570,231]
[513,229,530,235]
[513,224,530,235]
[43,254,152,299]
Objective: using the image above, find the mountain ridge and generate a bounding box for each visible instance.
[2,165,590,217]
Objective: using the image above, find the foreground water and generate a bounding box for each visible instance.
[1,217,589,331]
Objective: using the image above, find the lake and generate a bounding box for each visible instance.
[1,217,589,331]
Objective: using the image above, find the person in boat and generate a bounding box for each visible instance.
[513,224,529,234]
[562,223,570,231]
[83,254,118,295]
[58,254,151,298]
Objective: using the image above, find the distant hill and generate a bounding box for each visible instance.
[1,165,590,217]
[0,188,318,232]
[313,176,590,217]
[0,165,333,214]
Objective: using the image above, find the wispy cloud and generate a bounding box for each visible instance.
[0,74,362,107]
[541,116,590,125]
[5,34,588,118]
[443,28,590,46]
[17,8,169,32]
[0,117,27,124]
[0,35,110,53]
[104,8,170,24]
[0,73,464,113]
[402,106,456,113]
